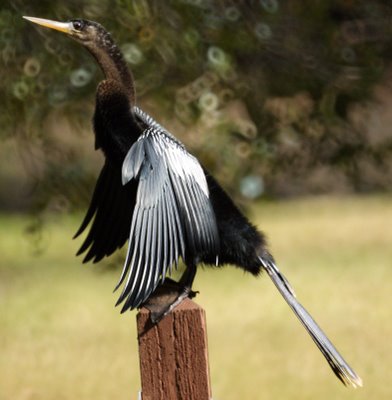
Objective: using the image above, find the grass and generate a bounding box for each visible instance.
[1,195,391,399]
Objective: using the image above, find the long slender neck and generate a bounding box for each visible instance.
[86,36,136,105]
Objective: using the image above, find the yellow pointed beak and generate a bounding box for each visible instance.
[23,16,72,34]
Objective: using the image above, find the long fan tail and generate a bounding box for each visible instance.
[259,256,362,388]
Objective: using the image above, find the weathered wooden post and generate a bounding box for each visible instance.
[137,297,212,400]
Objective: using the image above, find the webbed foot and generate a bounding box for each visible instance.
[142,278,197,323]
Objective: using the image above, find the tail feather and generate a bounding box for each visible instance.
[259,256,362,388]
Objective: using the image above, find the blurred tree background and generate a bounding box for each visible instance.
[2,3,392,398]
[1,0,392,214]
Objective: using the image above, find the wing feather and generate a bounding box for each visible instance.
[75,161,136,263]
[144,205,157,295]
[78,104,219,312]
[116,119,219,311]
[164,187,175,276]
[75,80,141,264]
[82,176,118,262]
[119,209,146,307]
[74,163,108,239]
[115,203,143,302]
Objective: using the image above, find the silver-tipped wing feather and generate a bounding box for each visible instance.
[116,111,219,311]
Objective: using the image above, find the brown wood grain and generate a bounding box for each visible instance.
[137,298,212,400]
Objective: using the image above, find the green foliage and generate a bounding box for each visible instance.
[1,1,392,211]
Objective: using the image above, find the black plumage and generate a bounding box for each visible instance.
[24,16,362,388]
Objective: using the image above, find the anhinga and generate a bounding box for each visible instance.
[23,16,362,387]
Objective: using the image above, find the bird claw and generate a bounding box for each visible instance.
[142,280,197,323]
[150,289,191,323]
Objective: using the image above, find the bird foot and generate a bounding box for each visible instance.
[151,287,191,324]
[141,278,197,324]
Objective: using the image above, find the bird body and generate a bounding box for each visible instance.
[24,16,362,388]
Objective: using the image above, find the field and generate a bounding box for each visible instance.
[1,195,391,400]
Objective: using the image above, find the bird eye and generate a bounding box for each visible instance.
[72,20,85,31]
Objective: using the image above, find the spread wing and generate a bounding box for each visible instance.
[74,79,141,263]
[115,120,219,311]
[75,83,219,311]
[74,161,137,263]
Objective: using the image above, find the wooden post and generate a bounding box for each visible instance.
[137,298,212,400]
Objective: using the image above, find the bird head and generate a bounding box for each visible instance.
[23,16,107,47]
[23,16,135,103]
